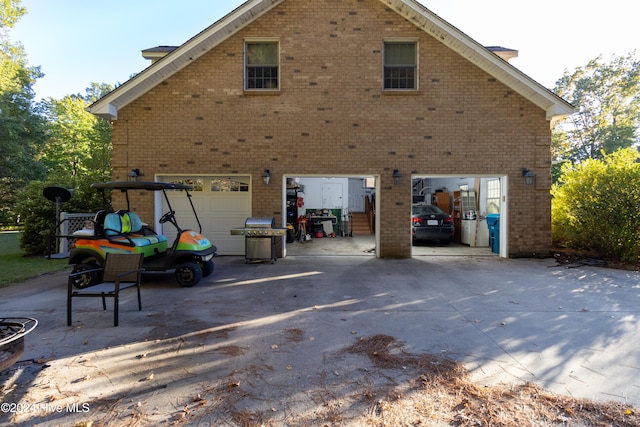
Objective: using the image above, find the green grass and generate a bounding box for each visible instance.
[0,232,68,287]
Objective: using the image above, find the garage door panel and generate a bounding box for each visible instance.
[210,233,244,255]
[202,212,246,255]
[204,196,250,213]
[159,176,251,255]
[204,214,245,230]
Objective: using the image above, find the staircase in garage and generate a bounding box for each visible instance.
[349,212,373,235]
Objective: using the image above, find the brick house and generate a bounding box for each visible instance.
[89,0,574,259]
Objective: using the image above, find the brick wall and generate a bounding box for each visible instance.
[110,0,552,258]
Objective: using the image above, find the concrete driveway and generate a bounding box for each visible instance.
[1,249,639,425]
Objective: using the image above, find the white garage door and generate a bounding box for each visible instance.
[158,175,251,255]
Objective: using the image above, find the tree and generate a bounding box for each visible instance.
[0,0,47,225]
[552,147,640,263]
[84,82,114,103]
[552,52,640,175]
[1,1,115,246]
[17,85,113,255]
[16,175,107,255]
[40,86,113,182]
[0,0,25,28]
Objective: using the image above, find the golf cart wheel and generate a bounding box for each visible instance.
[201,260,215,277]
[71,262,101,289]
[175,262,203,287]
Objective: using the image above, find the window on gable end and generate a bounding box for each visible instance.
[245,40,279,90]
[383,40,418,90]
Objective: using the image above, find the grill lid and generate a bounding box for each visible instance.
[245,217,276,228]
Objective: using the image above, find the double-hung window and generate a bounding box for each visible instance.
[486,179,501,214]
[383,40,418,90]
[245,40,279,90]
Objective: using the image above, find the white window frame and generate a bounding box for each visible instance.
[486,179,501,214]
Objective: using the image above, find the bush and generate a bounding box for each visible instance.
[552,148,640,263]
[15,178,107,256]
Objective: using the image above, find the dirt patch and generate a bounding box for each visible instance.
[552,249,639,271]
[343,334,639,427]
[284,328,305,342]
[3,331,638,426]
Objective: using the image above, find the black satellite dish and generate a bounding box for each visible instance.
[43,186,72,203]
[43,187,73,255]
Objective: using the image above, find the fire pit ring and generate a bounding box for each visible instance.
[0,317,38,372]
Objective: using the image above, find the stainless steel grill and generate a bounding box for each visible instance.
[230,217,286,263]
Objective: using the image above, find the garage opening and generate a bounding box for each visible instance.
[283,176,378,257]
[411,175,506,257]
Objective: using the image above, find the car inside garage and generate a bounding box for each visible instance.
[411,176,506,257]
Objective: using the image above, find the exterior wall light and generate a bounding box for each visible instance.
[128,168,142,182]
[393,169,402,185]
[262,169,271,186]
[521,168,535,186]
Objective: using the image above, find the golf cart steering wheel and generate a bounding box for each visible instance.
[159,210,176,224]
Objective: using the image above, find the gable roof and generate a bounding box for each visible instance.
[88,0,574,121]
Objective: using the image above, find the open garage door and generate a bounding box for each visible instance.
[157,175,251,255]
[411,175,507,257]
[284,176,379,257]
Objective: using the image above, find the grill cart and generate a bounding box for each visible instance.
[230,217,287,263]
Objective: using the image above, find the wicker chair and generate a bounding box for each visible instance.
[67,253,144,326]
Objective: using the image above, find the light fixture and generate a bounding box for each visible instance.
[393,169,402,185]
[521,168,535,186]
[262,169,271,186]
[128,168,142,182]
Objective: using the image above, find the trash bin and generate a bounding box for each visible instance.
[486,213,500,254]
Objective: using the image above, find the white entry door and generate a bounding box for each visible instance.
[348,178,366,212]
[322,183,343,208]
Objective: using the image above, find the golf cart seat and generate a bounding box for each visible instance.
[103,212,168,254]
[115,210,161,236]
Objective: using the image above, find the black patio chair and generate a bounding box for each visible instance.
[67,253,144,327]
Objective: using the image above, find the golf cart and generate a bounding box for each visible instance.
[68,181,217,288]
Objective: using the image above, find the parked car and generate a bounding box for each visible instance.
[412,203,454,244]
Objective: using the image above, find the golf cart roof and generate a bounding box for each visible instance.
[91,181,193,191]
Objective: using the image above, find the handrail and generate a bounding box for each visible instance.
[364,196,374,233]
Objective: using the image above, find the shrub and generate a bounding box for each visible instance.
[15,178,106,256]
[552,148,640,263]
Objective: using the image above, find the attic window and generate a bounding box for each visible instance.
[383,40,418,90]
[245,40,279,90]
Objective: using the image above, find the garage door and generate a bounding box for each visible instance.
[158,175,251,255]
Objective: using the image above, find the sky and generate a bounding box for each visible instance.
[10,0,640,101]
